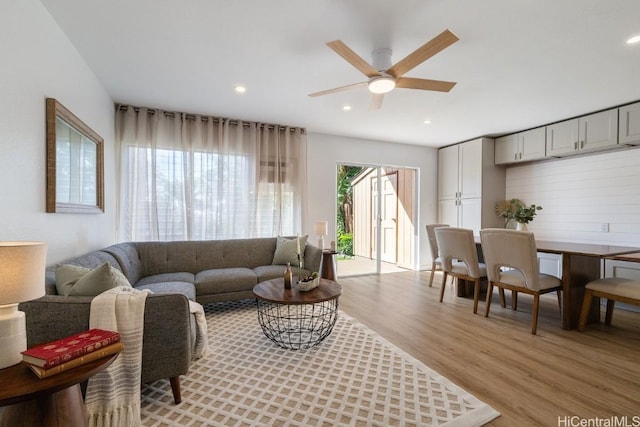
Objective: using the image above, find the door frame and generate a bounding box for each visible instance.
[337,162,419,275]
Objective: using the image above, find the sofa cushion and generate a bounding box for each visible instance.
[135,282,196,301]
[136,272,196,286]
[195,268,258,295]
[253,265,313,283]
[272,235,308,266]
[55,262,132,296]
[254,265,287,283]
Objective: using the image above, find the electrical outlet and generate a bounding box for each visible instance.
[600,223,609,232]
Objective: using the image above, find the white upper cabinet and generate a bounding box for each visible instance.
[619,101,640,145]
[494,134,519,165]
[520,127,547,160]
[546,109,619,157]
[495,127,546,165]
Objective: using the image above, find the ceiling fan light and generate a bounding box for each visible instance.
[626,35,640,44]
[368,76,396,94]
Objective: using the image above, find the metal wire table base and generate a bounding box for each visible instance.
[255,298,339,350]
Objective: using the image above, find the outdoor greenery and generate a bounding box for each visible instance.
[336,165,362,256]
[337,233,353,257]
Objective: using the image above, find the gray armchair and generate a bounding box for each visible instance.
[19,251,192,404]
[20,293,192,404]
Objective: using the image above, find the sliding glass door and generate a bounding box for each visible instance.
[336,163,417,277]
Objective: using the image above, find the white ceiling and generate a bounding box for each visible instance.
[40,0,640,147]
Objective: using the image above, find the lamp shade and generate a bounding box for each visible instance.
[0,242,47,305]
[315,221,328,236]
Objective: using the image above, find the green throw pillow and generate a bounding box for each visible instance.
[55,264,91,295]
[272,235,308,266]
[55,262,132,296]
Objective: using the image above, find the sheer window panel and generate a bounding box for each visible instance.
[116,106,306,242]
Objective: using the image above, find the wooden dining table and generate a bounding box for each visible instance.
[474,237,640,330]
[605,251,640,263]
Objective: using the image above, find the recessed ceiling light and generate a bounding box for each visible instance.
[234,85,247,94]
[423,119,432,124]
[626,35,640,45]
[342,105,352,111]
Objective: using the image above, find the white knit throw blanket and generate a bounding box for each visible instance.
[86,286,150,427]
[189,300,209,360]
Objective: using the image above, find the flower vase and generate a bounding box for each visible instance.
[516,222,528,231]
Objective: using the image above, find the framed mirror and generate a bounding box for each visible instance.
[46,98,104,213]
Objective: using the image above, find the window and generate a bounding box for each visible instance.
[117,107,306,241]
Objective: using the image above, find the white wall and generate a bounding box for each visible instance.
[306,132,439,269]
[0,0,116,264]
[505,146,640,246]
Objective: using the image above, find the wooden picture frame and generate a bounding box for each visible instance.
[46,98,104,213]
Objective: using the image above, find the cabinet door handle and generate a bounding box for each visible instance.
[519,152,522,159]
[514,153,517,160]
[574,141,578,150]
[580,140,584,149]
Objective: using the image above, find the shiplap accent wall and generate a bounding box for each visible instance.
[505,146,640,247]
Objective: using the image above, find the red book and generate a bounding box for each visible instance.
[21,328,120,369]
[27,342,124,379]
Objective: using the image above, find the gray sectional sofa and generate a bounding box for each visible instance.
[19,237,322,404]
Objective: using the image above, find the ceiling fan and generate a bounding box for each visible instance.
[308,29,459,110]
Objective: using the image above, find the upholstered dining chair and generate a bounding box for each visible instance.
[480,228,562,335]
[426,224,449,287]
[435,227,486,314]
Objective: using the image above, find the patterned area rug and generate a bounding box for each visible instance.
[141,300,499,426]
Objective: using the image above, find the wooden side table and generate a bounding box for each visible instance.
[0,353,118,427]
[321,250,338,280]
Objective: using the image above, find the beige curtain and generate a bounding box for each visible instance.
[115,106,307,241]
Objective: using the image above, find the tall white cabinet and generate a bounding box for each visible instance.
[437,138,506,235]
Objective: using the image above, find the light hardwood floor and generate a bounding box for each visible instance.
[338,271,640,427]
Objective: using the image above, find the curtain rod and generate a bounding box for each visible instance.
[115,104,306,134]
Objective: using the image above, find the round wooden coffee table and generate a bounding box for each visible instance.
[253,277,342,350]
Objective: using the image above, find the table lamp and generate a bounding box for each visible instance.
[0,242,47,369]
[315,220,328,250]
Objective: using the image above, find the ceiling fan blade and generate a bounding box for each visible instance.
[386,29,459,78]
[308,81,368,97]
[395,77,457,92]
[327,40,381,78]
[369,93,384,110]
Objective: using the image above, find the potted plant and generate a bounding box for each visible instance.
[495,199,542,230]
[495,199,522,229]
